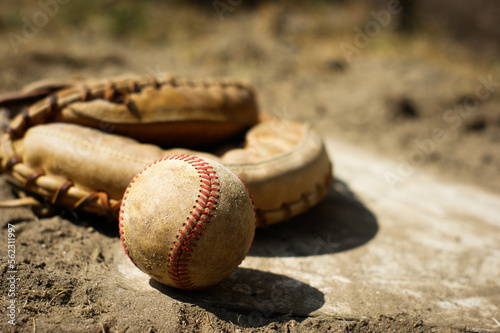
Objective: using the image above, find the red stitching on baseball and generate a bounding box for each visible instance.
[118,157,152,267]
[164,154,220,290]
[117,153,220,290]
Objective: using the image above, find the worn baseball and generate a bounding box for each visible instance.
[118,154,256,290]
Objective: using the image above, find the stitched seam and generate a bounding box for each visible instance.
[166,154,220,289]
[257,170,332,226]
[118,158,153,266]
[118,157,168,266]
[117,154,221,288]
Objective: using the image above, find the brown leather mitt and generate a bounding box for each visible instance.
[0,75,332,227]
[1,74,259,148]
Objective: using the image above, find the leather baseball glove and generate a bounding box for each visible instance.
[0,75,332,227]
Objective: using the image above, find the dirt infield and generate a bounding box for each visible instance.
[1,1,499,332]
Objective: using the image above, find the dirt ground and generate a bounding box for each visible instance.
[0,1,499,332]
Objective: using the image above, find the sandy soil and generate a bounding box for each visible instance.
[0,1,499,332]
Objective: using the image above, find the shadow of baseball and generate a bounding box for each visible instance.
[249,178,378,257]
[150,267,325,328]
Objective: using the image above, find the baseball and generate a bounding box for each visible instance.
[118,154,256,290]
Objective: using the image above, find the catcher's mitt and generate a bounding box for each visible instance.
[0,75,332,227]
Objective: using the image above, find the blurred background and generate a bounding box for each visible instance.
[1,0,499,192]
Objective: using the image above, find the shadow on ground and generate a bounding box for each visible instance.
[151,267,325,328]
[249,178,379,257]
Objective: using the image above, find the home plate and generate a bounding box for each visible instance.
[244,138,500,331]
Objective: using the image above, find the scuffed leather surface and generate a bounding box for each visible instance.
[12,119,332,226]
